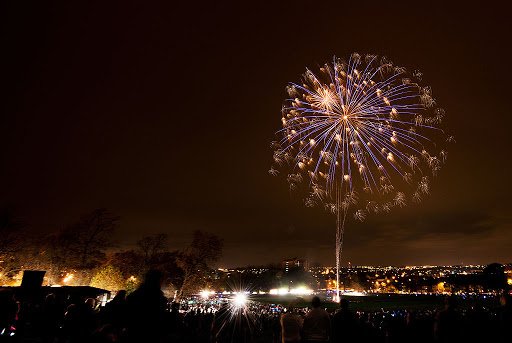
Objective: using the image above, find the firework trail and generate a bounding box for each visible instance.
[270,53,452,301]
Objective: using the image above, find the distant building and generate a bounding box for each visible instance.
[282,258,308,273]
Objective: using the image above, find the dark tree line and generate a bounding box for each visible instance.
[0,207,223,299]
[0,207,26,280]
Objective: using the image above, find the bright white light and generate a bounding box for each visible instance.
[290,286,313,295]
[200,290,214,299]
[341,291,366,297]
[269,287,313,296]
[333,294,340,303]
[233,293,247,307]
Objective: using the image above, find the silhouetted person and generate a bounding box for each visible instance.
[125,270,167,342]
[90,324,118,343]
[61,297,98,342]
[331,298,357,342]
[280,305,303,343]
[434,295,461,342]
[272,313,281,343]
[102,290,127,330]
[382,310,406,343]
[211,303,251,343]
[0,290,18,337]
[403,310,426,343]
[211,303,230,342]
[302,296,330,342]
[199,308,215,342]
[466,304,490,343]
[82,297,100,341]
[39,293,62,343]
[168,302,183,340]
[498,293,512,343]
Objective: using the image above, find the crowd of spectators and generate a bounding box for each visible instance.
[1,270,511,342]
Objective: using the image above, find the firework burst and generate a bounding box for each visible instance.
[270,53,452,300]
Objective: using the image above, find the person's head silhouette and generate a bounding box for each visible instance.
[339,298,349,310]
[142,269,163,289]
[311,296,321,308]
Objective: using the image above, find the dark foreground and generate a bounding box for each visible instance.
[1,285,511,342]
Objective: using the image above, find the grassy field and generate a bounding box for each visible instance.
[249,293,500,312]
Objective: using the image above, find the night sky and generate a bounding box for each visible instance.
[1,1,511,267]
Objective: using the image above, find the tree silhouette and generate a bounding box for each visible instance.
[176,230,223,299]
[482,263,507,291]
[137,233,168,266]
[0,207,25,279]
[47,208,119,283]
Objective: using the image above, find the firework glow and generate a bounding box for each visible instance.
[270,53,452,301]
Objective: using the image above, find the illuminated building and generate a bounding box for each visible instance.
[281,258,308,273]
